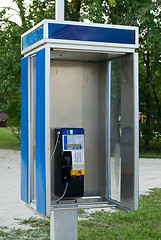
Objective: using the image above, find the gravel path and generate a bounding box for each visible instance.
[0,149,161,230]
[0,150,42,230]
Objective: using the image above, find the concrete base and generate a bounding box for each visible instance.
[50,209,78,240]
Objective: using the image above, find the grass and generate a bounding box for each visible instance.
[140,142,161,158]
[139,153,161,158]
[0,188,161,239]
[0,128,20,150]
[79,189,161,239]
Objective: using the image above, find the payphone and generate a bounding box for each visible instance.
[21,19,139,219]
[54,128,85,199]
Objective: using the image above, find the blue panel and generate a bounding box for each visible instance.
[64,136,67,150]
[22,24,44,50]
[48,23,135,45]
[21,56,28,203]
[62,128,84,135]
[36,48,46,215]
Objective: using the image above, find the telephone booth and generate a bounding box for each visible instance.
[21,19,139,217]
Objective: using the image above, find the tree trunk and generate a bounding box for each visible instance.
[14,0,26,25]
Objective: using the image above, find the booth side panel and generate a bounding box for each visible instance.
[121,53,139,210]
[36,49,46,215]
[21,56,29,203]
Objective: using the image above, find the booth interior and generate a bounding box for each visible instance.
[47,49,135,208]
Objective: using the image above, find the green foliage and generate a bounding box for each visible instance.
[106,0,161,149]
[28,0,55,24]
[0,23,22,141]
[0,128,20,150]
[78,189,161,239]
[138,0,161,148]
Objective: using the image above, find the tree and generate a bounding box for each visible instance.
[106,0,161,149]
[81,0,161,149]
[0,0,29,141]
[138,1,161,148]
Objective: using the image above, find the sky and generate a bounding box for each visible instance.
[0,0,31,24]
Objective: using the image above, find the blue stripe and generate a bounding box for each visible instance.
[21,56,29,203]
[22,25,44,50]
[36,48,46,215]
[62,128,84,135]
[64,136,67,150]
[48,23,135,45]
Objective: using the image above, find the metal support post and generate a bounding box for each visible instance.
[55,0,64,22]
[50,209,78,240]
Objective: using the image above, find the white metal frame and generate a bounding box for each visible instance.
[28,54,37,207]
[107,61,112,198]
[133,52,139,210]
[28,56,31,204]
[24,44,135,59]
[55,0,64,22]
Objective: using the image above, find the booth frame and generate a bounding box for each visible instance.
[21,19,139,216]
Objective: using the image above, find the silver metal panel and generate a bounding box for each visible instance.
[106,61,112,198]
[121,54,136,209]
[50,60,101,196]
[82,61,99,195]
[50,50,125,62]
[98,61,108,197]
[50,210,78,240]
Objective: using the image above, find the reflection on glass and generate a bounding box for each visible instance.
[110,59,121,201]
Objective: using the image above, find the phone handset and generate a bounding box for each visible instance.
[62,151,72,183]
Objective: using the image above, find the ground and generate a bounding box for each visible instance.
[0,149,161,231]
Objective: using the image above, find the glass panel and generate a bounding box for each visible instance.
[110,59,121,202]
[120,54,135,209]
[30,56,36,202]
[109,54,136,209]
[22,25,44,50]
